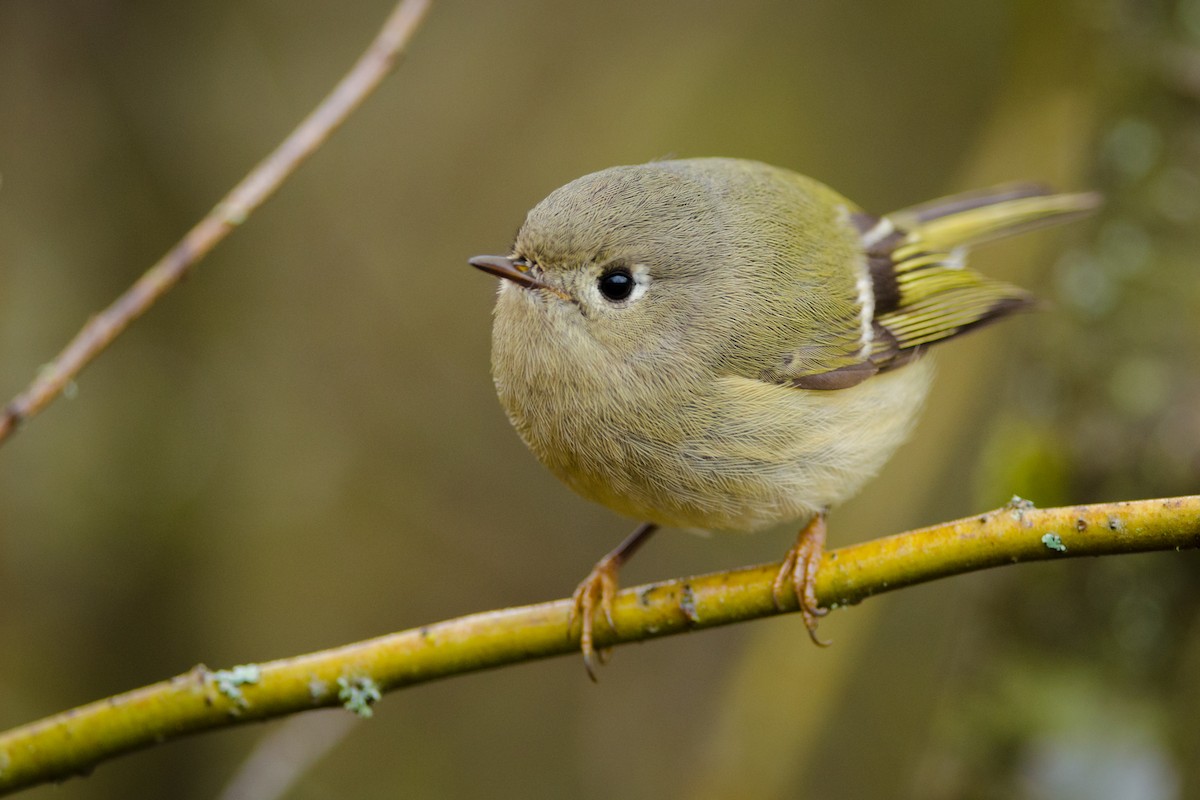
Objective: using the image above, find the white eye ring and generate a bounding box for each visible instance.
[594,263,651,306]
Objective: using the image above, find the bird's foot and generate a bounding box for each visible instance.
[567,522,658,681]
[771,512,830,646]
[568,555,621,681]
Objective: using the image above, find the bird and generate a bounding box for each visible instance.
[470,158,1098,678]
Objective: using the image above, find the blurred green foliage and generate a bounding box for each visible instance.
[0,1,1197,798]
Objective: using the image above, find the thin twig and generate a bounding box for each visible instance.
[215,712,360,800]
[0,0,433,446]
[0,496,1195,794]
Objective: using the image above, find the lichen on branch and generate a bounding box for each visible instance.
[0,495,1196,795]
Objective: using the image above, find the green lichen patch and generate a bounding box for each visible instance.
[1041,532,1068,553]
[212,664,262,706]
[337,675,382,718]
[1006,495,1037,521]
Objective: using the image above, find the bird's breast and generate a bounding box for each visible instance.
[492,305,934,531]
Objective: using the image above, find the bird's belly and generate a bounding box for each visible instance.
[522,359,934,533]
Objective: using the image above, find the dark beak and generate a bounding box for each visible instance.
[468,255,550,291]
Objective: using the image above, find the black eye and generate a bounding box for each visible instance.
[598,268,635,302]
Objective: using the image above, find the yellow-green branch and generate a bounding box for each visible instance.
[0,496,1196,794]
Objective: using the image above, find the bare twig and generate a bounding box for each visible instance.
[0,496,1195,794]
[0,0,433,446]
[215,712,359,800]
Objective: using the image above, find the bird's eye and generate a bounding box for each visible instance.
[598,268,635,302]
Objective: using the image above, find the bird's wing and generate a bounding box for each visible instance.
[770,185,1098,390]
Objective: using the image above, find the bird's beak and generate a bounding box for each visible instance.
[469,255,551,292]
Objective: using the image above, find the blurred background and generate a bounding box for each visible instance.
[1,0,1198,797]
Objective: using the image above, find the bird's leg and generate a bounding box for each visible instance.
[569,521,659,680]
[772,512,830,646]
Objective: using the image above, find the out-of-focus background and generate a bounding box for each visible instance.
[1,1,1198,797]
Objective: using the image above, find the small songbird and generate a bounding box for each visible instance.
[470,158,1097,678]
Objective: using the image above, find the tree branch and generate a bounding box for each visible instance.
[0,496,1195,794]
[0,0,433,447]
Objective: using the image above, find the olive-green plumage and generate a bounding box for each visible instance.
[480,158,1096,533]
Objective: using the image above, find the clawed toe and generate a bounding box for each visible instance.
[567,522,659,681]
[569,559,619,681]
[772,513,830,647]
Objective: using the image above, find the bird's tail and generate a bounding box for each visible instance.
[850,184,1100,370]
[885,183,1102,252]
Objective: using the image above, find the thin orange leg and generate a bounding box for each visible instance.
[569,522,658,681]
[771,512,830,646]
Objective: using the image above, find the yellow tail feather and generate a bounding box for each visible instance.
[890,187,1101,252]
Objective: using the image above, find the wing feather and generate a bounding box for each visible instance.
[771,185,1096,388]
